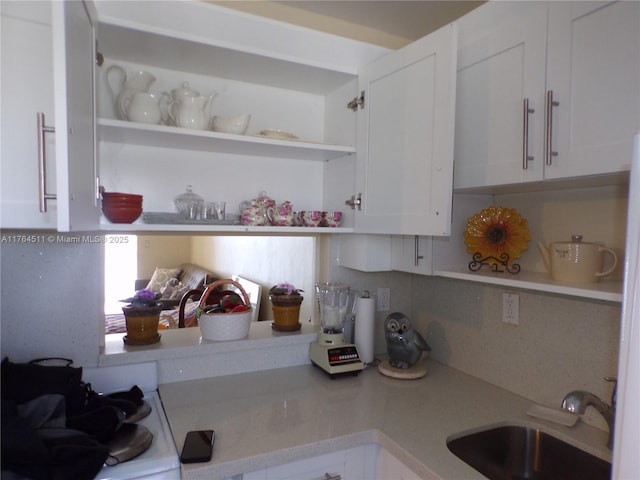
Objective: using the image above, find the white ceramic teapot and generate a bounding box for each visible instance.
[537,234,618,283]
[169,93,217,130]
[167,82,200,126]
[106,65,156,121]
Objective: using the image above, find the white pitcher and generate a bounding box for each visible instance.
[169,93,217,130]
[123,92,168,125]
[106,65,156,121]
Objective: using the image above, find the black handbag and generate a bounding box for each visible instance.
[1,357,89,416]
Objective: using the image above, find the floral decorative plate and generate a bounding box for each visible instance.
[464,206,530,265]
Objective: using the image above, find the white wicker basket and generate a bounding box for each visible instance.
[198,279,252,341]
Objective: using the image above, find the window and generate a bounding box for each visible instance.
[104,235,137,314]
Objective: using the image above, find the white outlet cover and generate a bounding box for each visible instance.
[502,292,519,325]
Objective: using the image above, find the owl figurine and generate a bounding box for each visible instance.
[384,312,431,369]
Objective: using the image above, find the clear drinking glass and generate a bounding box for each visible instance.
[214,201,226,220]
[186,200,203,220]
[201,202,216,220]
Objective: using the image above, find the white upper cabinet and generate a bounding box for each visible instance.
[545,1,640,179]
[92,0,389,232]
[93,1,457,235]
[1,1,58,229]
[352,24,458,235]
[391,235,433,275]
[52,1,99,231]
[0,1,98,231]
[454,6,547,189]
[454,1,639,190]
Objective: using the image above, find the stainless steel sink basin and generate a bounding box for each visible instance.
[447,425,611,480]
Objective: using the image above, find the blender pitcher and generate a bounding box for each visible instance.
[310,282,365,376]
[316,282,356,344]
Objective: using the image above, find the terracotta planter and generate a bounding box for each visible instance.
[122,305,162,345]
[270,294,303,331]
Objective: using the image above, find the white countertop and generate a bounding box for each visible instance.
[101,322,317,364]
[158,360,612,479]
[100,322,318,383]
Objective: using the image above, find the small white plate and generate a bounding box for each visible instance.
[526,404,579,427]
[257,129,299,141]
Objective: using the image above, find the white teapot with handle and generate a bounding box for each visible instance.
[169,93,217,130]
[537,234,618,283]
[167,82,200,126]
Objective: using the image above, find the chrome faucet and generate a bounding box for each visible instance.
[561,377,616,449]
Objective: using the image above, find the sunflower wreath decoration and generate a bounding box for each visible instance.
[463,206,530,274]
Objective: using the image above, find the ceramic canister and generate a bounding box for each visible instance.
[542,235,618,283]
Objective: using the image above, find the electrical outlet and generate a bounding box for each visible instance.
[377,287,390,312]
[502,293,519,325]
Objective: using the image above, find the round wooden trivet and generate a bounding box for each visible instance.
[377,358,428,380]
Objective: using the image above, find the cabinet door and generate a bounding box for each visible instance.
[0,1,98,231]
[1,1,58,228]
[338,234,392,272]
[354,23,457,236]
[52,0,99,231]
[453,5,547,189]
[375,448,424,480]
[545,1,640,179]
[242,449,347,480]
[391,236,433,275]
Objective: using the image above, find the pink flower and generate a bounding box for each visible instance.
[135,289,157,301]
[121,288,161,307]
[269,282,303,296]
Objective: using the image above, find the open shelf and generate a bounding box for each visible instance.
[434,267,622,303]
[98,119,355,161]
[428,190,627,303]
[99,220,353,235]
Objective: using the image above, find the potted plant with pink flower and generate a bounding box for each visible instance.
[120,289,162,345]
[269,282,303,332]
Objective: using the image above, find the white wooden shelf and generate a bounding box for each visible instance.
[99,220,353,235]
[98,119,355,161]
[434,267,623,303]
[95,2,388,95]
[97,22,355,96]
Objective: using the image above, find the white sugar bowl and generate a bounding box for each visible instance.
[211,114,250,135]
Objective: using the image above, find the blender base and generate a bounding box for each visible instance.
[309,342,364,378]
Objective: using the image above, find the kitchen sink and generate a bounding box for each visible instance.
[447,425,611,480]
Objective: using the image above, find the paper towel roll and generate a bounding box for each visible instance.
[354,296,375,364]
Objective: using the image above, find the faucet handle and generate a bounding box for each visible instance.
[605,377,617,406]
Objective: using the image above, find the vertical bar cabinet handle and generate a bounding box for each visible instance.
[37,112,56,212]
[545,90,559,165]
[414,235,424,267]
[522,98,535,170]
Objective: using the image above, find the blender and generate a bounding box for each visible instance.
[309,282,364,377]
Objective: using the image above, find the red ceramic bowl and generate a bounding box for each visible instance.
[102,201,143,208]
[102,200,143,208]
[102,206,142,223]
[102,192,143,203]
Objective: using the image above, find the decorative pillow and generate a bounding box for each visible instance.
[145,267,181,293]
[160,278,190,300]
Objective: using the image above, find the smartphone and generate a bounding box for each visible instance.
[180,430,215,463]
